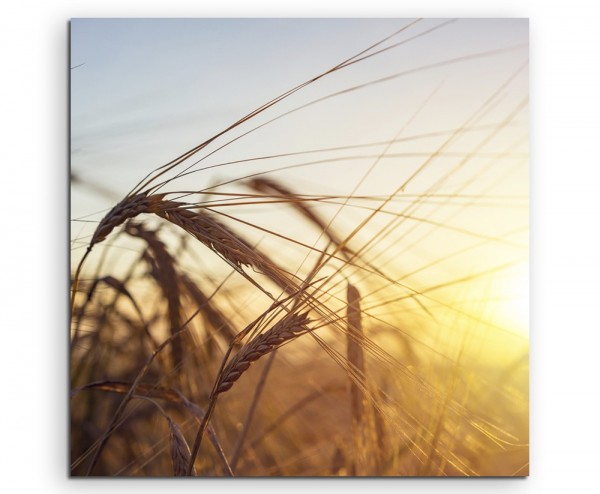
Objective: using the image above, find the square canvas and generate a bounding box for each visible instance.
[70,18,529,477]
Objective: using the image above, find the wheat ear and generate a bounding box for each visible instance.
[216,312,311,394]
[346,283,383,475]
[186,304,313,476]
[166,417,196,477]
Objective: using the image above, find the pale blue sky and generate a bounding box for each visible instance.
[71,18,528,203]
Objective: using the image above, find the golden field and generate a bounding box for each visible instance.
[70,18,529,477]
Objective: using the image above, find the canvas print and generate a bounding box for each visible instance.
[70,18,529,477]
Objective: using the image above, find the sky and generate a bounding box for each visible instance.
[70,18,528,198]
[70,18,529,335]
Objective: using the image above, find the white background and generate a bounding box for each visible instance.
[1,0,598,492]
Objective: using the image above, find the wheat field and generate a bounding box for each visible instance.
[70,18,529,477]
